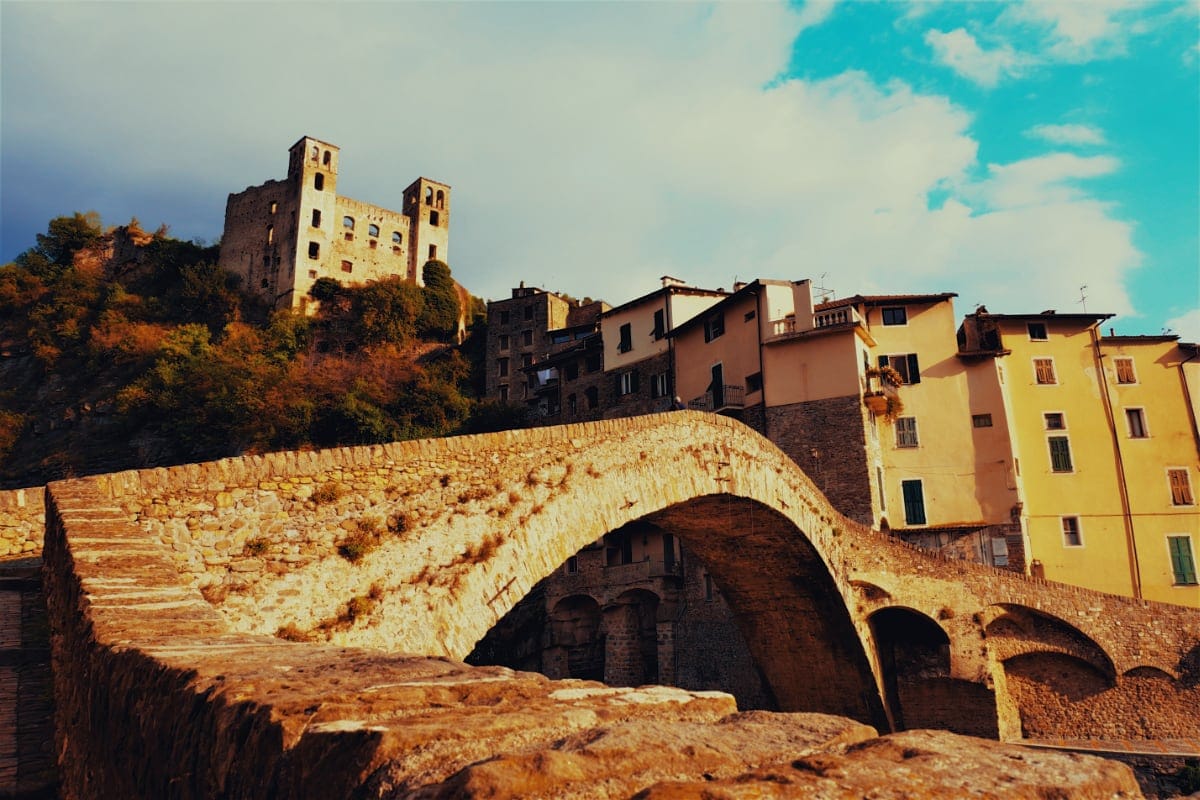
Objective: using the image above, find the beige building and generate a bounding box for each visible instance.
[219,136,449,311]
[959,313,1199,606]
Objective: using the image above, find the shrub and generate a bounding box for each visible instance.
[312,481,344,505]
[243,537,269,556]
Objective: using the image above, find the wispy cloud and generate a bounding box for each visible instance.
[1026,123,1107,146]
[924,28,1027,87]
[1165,309,1200,341]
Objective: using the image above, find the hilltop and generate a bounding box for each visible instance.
[0,212,514,488]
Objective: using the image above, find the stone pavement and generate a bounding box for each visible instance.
[0,558,56,800]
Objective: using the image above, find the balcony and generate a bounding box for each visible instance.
[688,384,745,413]
[768,307,864,339]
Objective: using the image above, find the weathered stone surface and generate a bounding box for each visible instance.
[407,712,876,799]
[634,730,1143,799]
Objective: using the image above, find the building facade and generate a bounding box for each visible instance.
[219,136,450,312]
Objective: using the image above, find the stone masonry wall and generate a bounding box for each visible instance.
[40,412,1200,744]
[39,442,1152,798]
[0,487,44,558]
[766,396,875,525]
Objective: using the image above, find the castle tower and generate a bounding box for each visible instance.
[403,177,451,287]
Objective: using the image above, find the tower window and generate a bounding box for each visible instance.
[314,173,324,190]
[392,231,402,244]
[425,186,433,205]
[269,201,278,214]
[430,210,440,226]
[323,150,331,166]
[311,209,321,227]
[343,216,355,230]
[308,242,319,259]
[341,261,353,273]
[266,224,274,245]
[310,145,319,161]
[368,223,380,237]
[428,244,437,259]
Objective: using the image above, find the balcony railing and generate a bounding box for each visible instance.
[768,307,863,338]
[688,384,745,412]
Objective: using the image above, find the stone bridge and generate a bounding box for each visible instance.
[31,412,1200,797]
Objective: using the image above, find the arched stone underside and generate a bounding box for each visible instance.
[48,411,1200,757]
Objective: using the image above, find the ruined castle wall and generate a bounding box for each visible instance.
[0,486,43,557]
[329,195,412,284]
[218,179,297,306]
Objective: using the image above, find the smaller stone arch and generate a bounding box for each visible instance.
[984,604,1116,680]
[436,189,445,209]
[1123,665,1175,681]
[323,150,331,166]
[549,594,604,681]
[424,186,433,205]
[605,589,661,687]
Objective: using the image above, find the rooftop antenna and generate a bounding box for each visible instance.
[1078,284,1088,313]
[813,272,836,304]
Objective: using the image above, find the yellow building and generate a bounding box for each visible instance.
[959,312,1199,607]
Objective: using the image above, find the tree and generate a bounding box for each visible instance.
[16,212,103,277]
[418,260,461,339]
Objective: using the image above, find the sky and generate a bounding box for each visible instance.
[2,1,1197,339]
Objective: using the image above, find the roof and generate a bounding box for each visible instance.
[667,280,785,338]
[1100,334,1180,343]
[600,285,727,319]
[970,312,1114,323]
[815,292,957,311]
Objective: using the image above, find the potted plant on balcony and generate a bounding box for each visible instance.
[863,391,889,414]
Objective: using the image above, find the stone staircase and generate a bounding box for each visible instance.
[0,558,57,799]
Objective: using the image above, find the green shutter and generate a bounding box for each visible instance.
[906,353,921,384]
[902,480,926,525]
[1169,537,1197,585]
[1049,437,1073,472]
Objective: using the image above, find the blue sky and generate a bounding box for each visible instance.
[2,1,1197,338]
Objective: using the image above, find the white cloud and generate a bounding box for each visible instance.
[924,28,1027,87]
[1166,309,1200,341]
[970,153,1121,209]
[1009,0,1138,60]
[0,2,1148,327]
[1026,123,1107,146]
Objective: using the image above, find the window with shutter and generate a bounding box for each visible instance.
[1034,358,1057,385]
[1168,536,1198,584]
[895,417,919,447]
[1168,469,1194,505]
[1048,436,1073,472]
[901,480,926,525]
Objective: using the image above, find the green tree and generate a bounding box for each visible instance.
[418,260,461,339]
[349,276,425,346]
[16,212,103,278]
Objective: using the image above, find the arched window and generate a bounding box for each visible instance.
[314,173,324,190]
[323,150,331,166]
[436,190,445,209]
[266,224,274,244]
[392,231,402,244]
[310,145,319,161]
[424,186,433,205]
[368,223,380,238]
[342,216,355,230]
